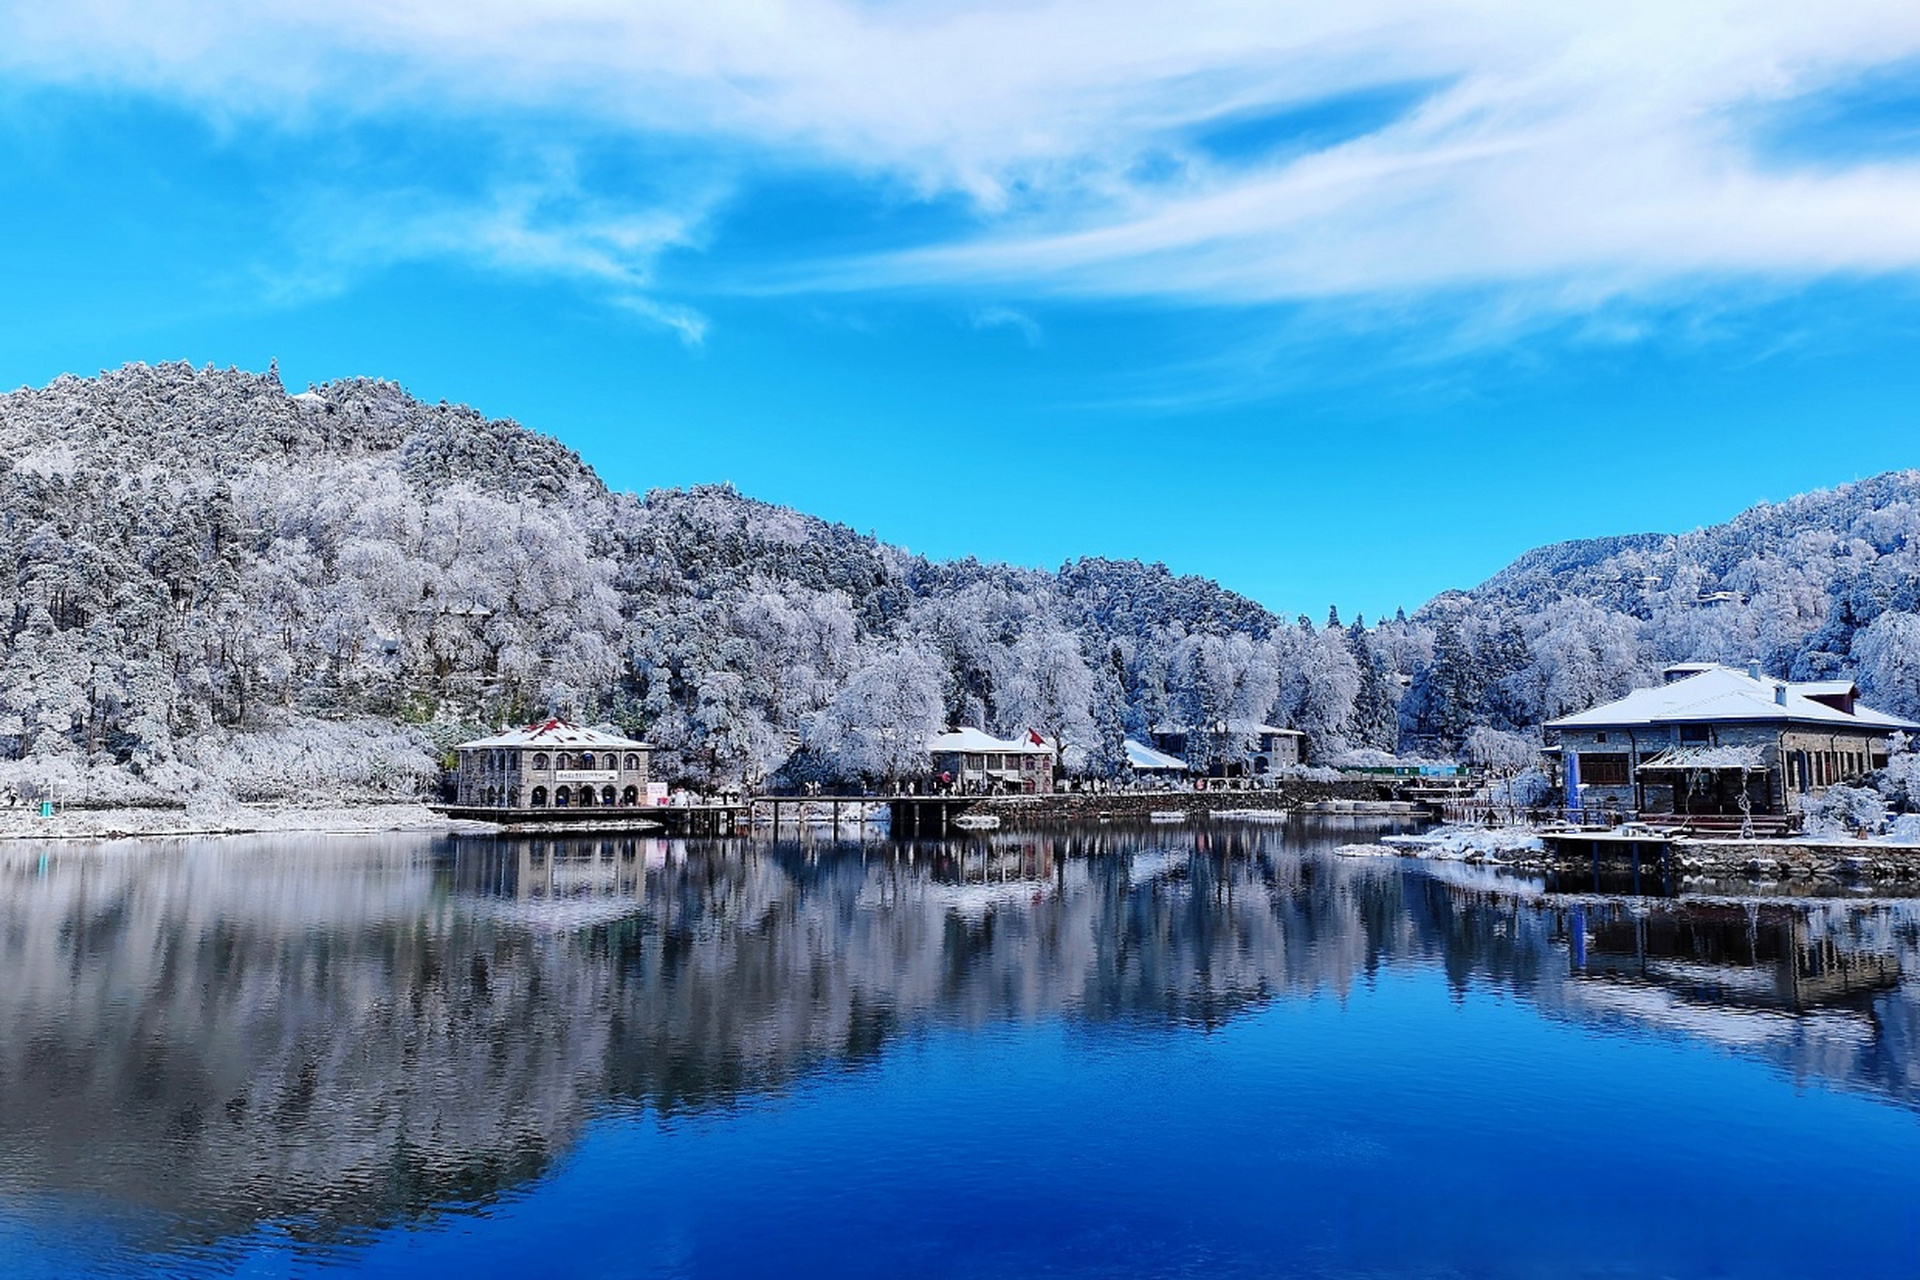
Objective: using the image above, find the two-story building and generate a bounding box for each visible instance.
[1150,720,1304,776]
[1543,663,1916,819]
[454,718,653,811]
[928,727,1056,794]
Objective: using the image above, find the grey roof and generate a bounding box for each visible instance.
[456,718,652,750]
[1545,665,1918,733]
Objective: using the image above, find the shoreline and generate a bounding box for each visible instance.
[1344,822,1920,888]
[0,802,493,843]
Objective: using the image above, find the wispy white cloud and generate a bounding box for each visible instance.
[7,1,1920,325]
[970,305,1042,347]
[257,154,720,342]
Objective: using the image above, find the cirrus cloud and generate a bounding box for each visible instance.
[6,1,1920,321]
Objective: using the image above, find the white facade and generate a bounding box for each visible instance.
[454,718,653,810]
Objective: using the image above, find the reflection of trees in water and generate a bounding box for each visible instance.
[0,838,607,1243]
[1,821,1916,1251]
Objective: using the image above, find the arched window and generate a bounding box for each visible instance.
[531,786,548,808]
[622,786,638,806]
[579,752,596,770]
[554,788,569,807]
[601,785,617,806]
[485,787,498,806]
[532,753,550,771]
[624,754,640,771]
[578,786,597,807]
[555,753,572,770]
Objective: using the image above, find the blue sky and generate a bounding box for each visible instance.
[3,3,1920,620]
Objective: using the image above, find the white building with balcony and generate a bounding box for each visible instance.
[454,718,654,811]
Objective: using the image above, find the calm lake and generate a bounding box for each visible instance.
[2,818,1917,1278]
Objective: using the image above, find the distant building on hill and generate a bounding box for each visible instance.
[928,727,1056,794]
[1150,720,1304,776]
[1543,663,1917,819]
[454,718,653,811]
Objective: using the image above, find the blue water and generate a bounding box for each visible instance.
[2,821,1917,1277]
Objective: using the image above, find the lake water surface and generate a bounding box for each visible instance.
[2,818,1918,1278]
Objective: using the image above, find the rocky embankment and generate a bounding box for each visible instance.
[1349,823,1920,891]
[978,779,1398,826]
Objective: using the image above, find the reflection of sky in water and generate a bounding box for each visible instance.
[2,821,1918,1278]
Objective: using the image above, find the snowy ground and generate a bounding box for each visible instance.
[1340,823,1544,863]
[0,802,474,842]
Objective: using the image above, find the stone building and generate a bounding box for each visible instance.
[1543,663,1916,818]
[928,727,1056,794]
[1150,720,1304,775]
[454,719,653,811]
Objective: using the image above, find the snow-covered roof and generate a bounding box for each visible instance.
[1793,680,1858,699]
[928,727,1052,755]
[1124,738,1189,771]
[1545,665,1917,733]
[456,718,652,750]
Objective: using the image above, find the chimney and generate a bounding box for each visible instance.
[1775,685,1788,706]
[1746,660,1762,681]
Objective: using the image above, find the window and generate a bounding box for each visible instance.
[579,752,596,769]
[1678,725,1710,745]
[622,786,639,806]
[625,754,641,771]
[601,786,617,806]
[555,753,572,770]
[554,788,569,807]
[532,753,550,771]
[1595,732,1608,744]
[1580,753,1631,786]
[531,786,548,807]
[579,786,597,807]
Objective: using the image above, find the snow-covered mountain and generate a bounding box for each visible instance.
[1396,470,1920,747]
[1,362,1915,802]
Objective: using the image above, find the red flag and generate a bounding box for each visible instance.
[1029,729,1044,746]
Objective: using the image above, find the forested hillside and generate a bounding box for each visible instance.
[2,363,1916,805]
[1397,471,1920,746]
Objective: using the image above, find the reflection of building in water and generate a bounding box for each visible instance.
[1567,903,1901,1013]
[4,827,1919,1257]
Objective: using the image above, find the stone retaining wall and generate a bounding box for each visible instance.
[973,779,1395,826]
[1535,835,1920,883]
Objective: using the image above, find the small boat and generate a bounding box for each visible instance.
[952,813,1002,830]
